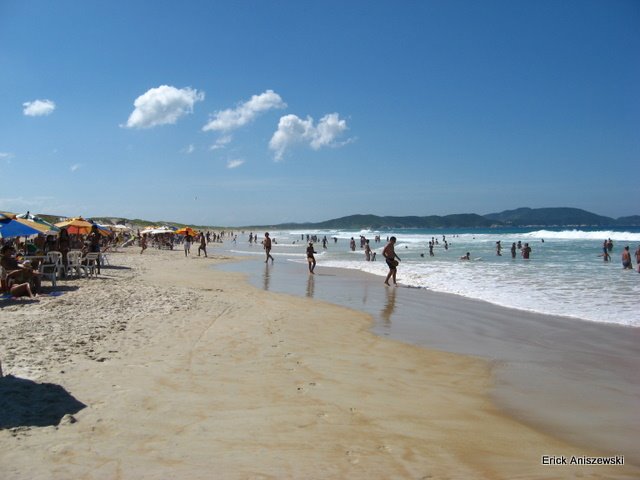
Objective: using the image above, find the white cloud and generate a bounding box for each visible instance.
[70,163,82,172]
[184,144,195,154]
[0,152,13,160]
[23,99,56,116]
[210,135,232,150]
[124,85,204,129]
[227,159,245,169]
[269,113,349,161]
[203,90,286,132]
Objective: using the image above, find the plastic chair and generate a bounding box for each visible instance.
[83,252,100,278]
[66,251,87,278]
[45,251,65,278]
[38,263,58,288]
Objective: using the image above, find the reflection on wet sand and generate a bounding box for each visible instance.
[381,287,396,327]
[306,273,315,298]
[262,263,271,291]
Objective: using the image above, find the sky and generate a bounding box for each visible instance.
[1,0,639,226]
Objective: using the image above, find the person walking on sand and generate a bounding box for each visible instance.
[383,236,401,286]
[622,246,632,269]
[306,242,317,274]
[184,233,192,257]
[140,234,148,254]
[263,232,274,263]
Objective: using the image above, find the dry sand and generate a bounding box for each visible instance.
[0,247,637,479]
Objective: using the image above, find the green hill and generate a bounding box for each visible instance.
[483,207,615,226]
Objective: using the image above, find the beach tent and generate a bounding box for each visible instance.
[0,213,43,238]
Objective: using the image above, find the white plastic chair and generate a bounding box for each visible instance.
[45,251,65,278]
[38,262,58,288]
[83,252,100,278]
[66,251,87,278]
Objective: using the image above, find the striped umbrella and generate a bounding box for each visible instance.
[0,213,43,238]
[16,212,60,234]
[54,217,94,235]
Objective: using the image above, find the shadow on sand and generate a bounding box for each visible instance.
[0,375,86,429]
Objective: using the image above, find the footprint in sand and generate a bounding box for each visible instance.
[345,450,360,465]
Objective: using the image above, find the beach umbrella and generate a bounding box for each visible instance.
[0,213,42,238]
[54,217,94,235]
[89,221,113,237]
[111,224,131,232]
[147,227,175,235]
[175,227,197,236]
[16,212,60,234]
[1,212,53,235]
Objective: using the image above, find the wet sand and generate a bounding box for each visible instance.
[0,247,637,479]
[220,256,640,466]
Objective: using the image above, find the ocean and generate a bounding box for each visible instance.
[229,227,640,328]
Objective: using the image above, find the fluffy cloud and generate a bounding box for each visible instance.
[269,113,349,161]
[227,159,245,169]
[23,99,56,116]
[124,85,204,129]
[203,90,286,132]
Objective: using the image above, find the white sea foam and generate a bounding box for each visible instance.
[232,227,640,328]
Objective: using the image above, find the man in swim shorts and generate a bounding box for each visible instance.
[383,236,401,286]
[263,232,274,263]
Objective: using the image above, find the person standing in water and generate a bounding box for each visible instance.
[383,236,401,286]
[364,240,372,261]
[622,246,632,269]
[263,232,274,263]
[306,242,317,274]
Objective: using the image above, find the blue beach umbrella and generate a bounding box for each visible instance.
[0,213,42,238]
[16,212,60,234]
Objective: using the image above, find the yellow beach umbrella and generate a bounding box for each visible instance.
[175,227,197,236]
[54,217,94,235]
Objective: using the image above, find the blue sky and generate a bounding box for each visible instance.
[1,1,638,226]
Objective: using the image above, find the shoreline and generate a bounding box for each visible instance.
[219,254,640,466]
[1,247,638,478]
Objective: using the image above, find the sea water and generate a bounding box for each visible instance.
[229,227,640,328]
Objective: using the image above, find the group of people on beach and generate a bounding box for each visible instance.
[1,224,108,299]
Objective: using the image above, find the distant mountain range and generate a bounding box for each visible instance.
[31,207,640,230]
[259,208,640,230]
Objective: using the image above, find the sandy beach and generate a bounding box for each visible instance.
[1,247,637,479]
